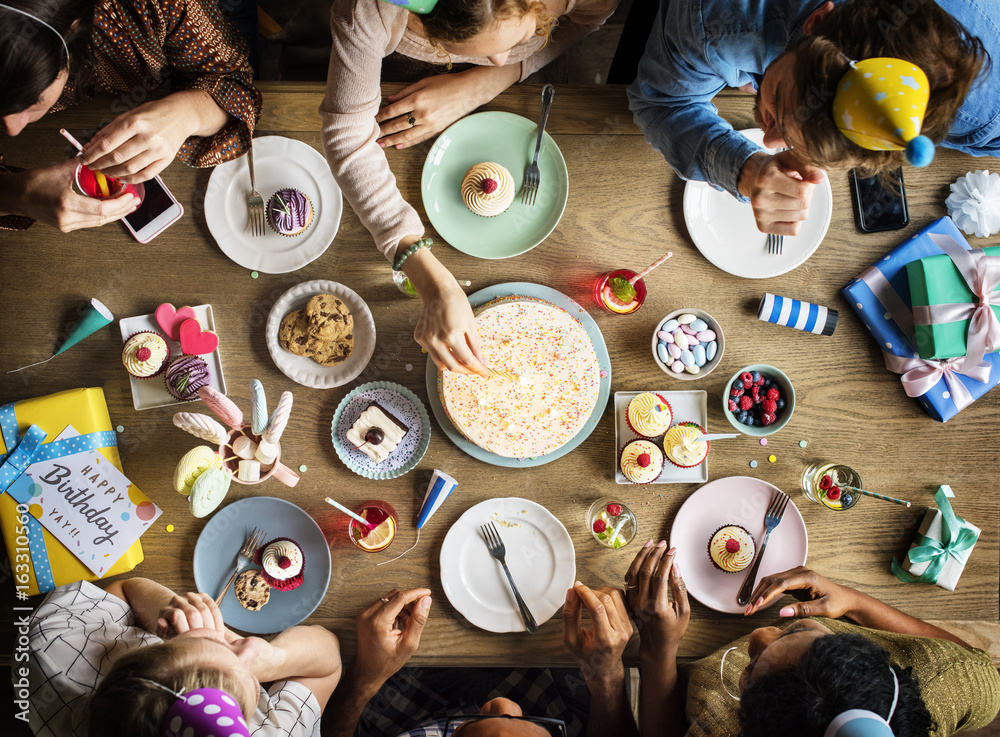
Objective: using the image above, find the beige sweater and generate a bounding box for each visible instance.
[319,0,618,263]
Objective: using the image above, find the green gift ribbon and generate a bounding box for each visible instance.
[892,487,979,585]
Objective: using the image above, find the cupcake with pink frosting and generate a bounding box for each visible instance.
[254,537,305,591]
[266,188,314,236]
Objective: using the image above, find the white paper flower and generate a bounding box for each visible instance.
[946,170,1000,238]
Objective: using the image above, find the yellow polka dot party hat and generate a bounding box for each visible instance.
[832,57,935,166]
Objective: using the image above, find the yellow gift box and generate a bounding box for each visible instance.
[0,387,146,596]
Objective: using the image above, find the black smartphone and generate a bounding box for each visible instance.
[850,168,909,233]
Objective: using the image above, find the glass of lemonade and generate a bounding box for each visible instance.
[801,463,862,511]
[593,269,647,314]
[349,500,398,552]
[587,497,637,549]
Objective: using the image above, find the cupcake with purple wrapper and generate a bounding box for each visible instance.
[266,188,314,236]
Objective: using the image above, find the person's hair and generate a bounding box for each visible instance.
[0,0,95,117]
[417,0,555,46]
[85,640,249,737]
[786,0,988,175]
[739,633,934,737]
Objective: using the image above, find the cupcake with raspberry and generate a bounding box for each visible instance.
[164,355,210,401]
[708,525,756,573]
[254,537,305,591]
[619,439,664,484]
[626,392,673,438]
[121,331,170,379]
[461,162,515,217]
[663,422,710,468]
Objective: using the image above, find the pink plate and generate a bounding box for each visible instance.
[669,476,808,614]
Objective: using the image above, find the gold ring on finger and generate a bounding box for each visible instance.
[407,114,416,127]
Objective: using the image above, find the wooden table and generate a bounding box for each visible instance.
[1,82,997,668]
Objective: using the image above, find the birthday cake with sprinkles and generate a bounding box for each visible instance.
[439,298,601,458]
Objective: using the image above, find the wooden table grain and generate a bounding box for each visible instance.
[1,82,997,668]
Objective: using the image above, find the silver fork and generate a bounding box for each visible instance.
[246,144,265,237]
[520,84,555,206]
[767,233,784,256]
[481,522,538,633]
[736,491,790,606]
[216,527,266,606]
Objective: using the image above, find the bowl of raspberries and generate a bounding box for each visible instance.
[723,364,795,436]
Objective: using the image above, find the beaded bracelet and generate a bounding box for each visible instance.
[392,237,433,271]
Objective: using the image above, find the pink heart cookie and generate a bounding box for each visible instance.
[155,303,197,342]
[179,318,219,355]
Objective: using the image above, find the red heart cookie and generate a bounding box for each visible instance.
[155,303,197,342]
[179,318,219,355]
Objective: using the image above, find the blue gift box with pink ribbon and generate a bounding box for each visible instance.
[842,217,1000,422]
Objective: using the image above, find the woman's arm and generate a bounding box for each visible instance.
[746,567,971,647]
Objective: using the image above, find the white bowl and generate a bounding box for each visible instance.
[651,308,725,380]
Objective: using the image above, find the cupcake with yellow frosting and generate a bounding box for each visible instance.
[121,331,170,379]
[461,162,515,217]
[708,525,756,573]
[626,392,673,438]
[663,422,710,468]
[619,439,663,484]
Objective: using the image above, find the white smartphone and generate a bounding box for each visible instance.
[122,175,184,243]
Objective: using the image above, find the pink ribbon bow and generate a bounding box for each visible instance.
[882,351,992,412]
[913,234,1000,372]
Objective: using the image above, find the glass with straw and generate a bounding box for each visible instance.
[594,251,672,314]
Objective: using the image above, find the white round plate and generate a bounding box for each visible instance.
[205,136,342,273]
[669,476,808,614]
[440,498,575,633]
[266,279,376,389]
[682,129,833,279]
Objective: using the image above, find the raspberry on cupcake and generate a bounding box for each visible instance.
[620,439,664,483]
[626,392,673,438]
[122,331,170,379]
[708,525,756,573]
[254,537,305,591]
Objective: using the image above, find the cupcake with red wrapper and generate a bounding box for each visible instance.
[266,188,314,236]
[626,392,673,438]
[254,537,305,591]
[619,439,664,484]
[121,331,170,379]
[708,525,756,573]
[663,422,709,468]
[164,355,210,401]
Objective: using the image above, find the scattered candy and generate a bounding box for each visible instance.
[799,440,808,447]
[251,271,259,279]
[749,460,758,468]
[760,438,768,446]
[405,364,413,371]
[298,465,308,473]
[166,524,174,532]
[768,454,777,463]
[116,425,124,432]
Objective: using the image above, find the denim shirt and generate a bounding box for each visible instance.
[628,0,1000,200]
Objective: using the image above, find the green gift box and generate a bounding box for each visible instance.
[906,234,1000,361]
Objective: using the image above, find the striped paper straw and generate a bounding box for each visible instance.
[631,251,673,283]
[843,486,912,508]
[325,497,374,529]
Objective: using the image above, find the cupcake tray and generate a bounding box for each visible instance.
[614,390,708,485]
[119,304,226,411]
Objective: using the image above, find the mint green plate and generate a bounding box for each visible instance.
[421,112,569,259]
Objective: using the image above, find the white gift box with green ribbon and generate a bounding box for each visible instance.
[892,485,981,592]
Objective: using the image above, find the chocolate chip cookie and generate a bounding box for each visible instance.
[279,304,354,366]
[305,294,353,341]
[235,569,271,611]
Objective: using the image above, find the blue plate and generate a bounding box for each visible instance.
[193,497,331,635]
[425,282,611,467]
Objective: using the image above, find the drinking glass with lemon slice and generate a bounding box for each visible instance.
[349,500,398,552]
